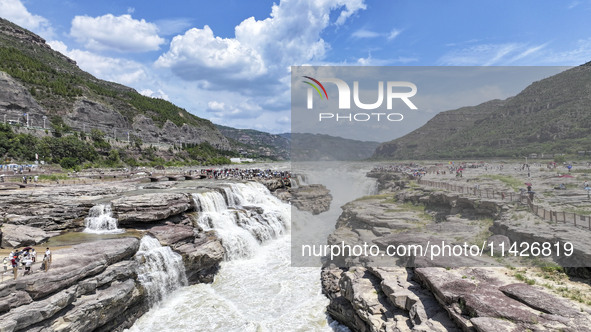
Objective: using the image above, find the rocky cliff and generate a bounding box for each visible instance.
[322,170,591,331]
[0,18,230,149]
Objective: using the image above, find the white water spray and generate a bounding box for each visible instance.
[83,204,123,234]
[135,236,188,304]
[192,182,289,260]
[128,168,374,332]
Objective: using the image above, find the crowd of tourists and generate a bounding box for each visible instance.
[3,247,52,280]
[194,168,291,180]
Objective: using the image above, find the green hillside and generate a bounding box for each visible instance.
[374,63,591,159]
[0,18,214,130]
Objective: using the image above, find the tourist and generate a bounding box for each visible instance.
[11,255,18,280]
[31,248,36,262]
[42,254,48,272]
[2,257,7,274]
[21,250,29,269]
[45,248,52,263]
[23,256,33,275]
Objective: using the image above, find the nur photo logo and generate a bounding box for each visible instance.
[301,76,418,122]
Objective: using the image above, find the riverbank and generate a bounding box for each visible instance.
[322,162,591,331]
[0,164,336,331]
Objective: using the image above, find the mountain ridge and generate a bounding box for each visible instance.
[374,64,591,159]
[0,17,229,150]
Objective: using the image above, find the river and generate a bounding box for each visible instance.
[126,162,377,332]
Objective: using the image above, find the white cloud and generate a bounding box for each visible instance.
[388,28,401,40]
[0,0,53,38]
[508,43,548,63]
[437,41,591,66]
[352,29,381,38]
[156,0,366,85]
[356,54,417,65]
[153,0,366,135]
[206,100,264,120]
[352,27,401,40]
[156,25,267,81]
[438,43,548,65]
[140,89,169,100]
[542,38,591,65]
[70,14,165,52]
[47,40,148,85]
[155,18,193,36]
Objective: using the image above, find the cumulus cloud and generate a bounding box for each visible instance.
[206,100,264,120]
[70,14,165,52]
[0,0,53,38]
[156,25,266,81]
[140,89,169,100]
[48,40,148,85]
[153,0,366,134]
[156,0,366,86]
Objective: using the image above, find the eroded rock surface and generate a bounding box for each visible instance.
[1,224,50,248]
[112,193,193,224]
[323,169,591,331]
[274,184,332,215]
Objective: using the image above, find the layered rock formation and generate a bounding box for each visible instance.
[0,175,298,331]
[322,169,591,331]
[0,238,144,332]
[274,184,332,215]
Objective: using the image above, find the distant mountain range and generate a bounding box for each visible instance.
[291,133,380,161]
[374,63,591,159]
[215,124,290,160]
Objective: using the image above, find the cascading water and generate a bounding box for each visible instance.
[192,182,289,260]
[128,166,373,332]
[135,235,188,304]
[83,204,123,234]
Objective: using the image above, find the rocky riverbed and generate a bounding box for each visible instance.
[322,166,591,331]
[0,174,332,332]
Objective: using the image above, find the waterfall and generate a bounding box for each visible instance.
[135,236,188,304]
[83,204,123,234]
[290,174,308,188]
[192,182,289,260]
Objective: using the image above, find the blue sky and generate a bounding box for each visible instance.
[1,0,590,135]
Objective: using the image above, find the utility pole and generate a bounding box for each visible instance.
[43,116,47,129]
[3,114,6,124]
[127,131,130,143]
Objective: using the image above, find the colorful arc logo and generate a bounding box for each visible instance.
[302,76,328,100]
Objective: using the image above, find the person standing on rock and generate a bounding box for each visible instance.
[45,248,51,263]
[11,255,18,280]
[31,248,36,263]
[23,255,32,275]
[44,247,51,271]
